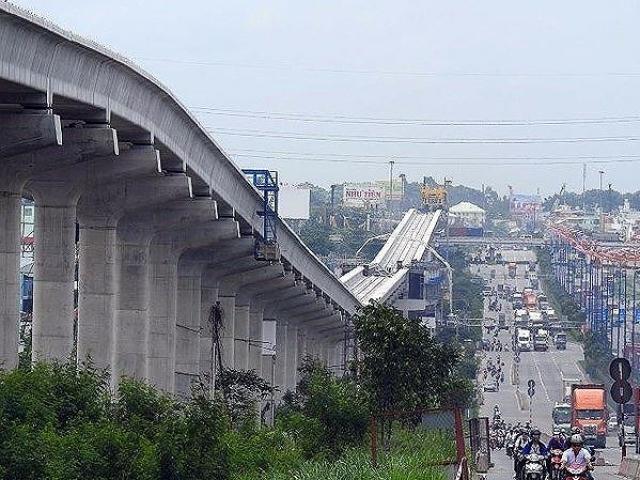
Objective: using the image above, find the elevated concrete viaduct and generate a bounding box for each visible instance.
[0,4,359,397]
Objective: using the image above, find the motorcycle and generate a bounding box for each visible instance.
[521,453,546,480]
[489,430,498,450]
[564,465,589,480]
[549,449,564,480]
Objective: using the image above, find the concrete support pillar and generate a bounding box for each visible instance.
[234,304,250,371]
[147,246,178,391]
[31,188,76,361]
[274,321,287,392]
[77,221,116,370]
[218,295,236,370]
[113,238,149,384]
[175,266,202,396]
[248,307,264,374]
[0,190,20,369]
[285,323,298,392]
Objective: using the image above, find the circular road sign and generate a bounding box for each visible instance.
[609,358,632,382]
[611,380,633,404]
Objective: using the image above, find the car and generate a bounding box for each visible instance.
[484,382,499,392]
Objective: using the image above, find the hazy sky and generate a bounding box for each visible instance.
[10,1,640,195]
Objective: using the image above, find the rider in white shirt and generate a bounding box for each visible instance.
[562,434,593,478]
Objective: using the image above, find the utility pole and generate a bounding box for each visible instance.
[599,170,605,191]
[388,160,395,212]
[582,164,587,212]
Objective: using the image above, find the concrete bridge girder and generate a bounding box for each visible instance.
[0,112,62,158]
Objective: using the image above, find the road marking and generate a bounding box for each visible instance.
[549,349,564,377]
[532,352,552,402]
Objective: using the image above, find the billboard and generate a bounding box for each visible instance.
[342,183,385,207]
[279,184,311,219]
[377,179,404,201]
[510,194,542,215]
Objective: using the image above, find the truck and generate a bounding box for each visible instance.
[523,292,538,309]
[571,384,608,448]
[562,377,581,402]
[533,334,548,351]
[555,332,567,350]
[552,402,572,434]
[508,262,517,279]
[516,328,532,351]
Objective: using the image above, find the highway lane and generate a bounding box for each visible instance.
[475,249,620,480]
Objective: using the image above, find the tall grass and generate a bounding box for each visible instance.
[247,428,453,480]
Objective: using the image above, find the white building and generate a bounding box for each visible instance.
[449,201,486,228]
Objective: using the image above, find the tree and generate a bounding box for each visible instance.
[353,302,460,414]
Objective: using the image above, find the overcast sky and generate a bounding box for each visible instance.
[11,1,640,195]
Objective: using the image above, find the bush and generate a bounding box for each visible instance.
[0,362,230,480]
[276,357,369,458]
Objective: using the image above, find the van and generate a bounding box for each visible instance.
[517,328,532,351]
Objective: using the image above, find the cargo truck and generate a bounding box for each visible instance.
[533,329,549,351]
[571,384,608,448]
[552,403,572,434]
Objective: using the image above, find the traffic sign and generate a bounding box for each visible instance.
[611,380,633,404]
[528,379,536,389]
[610,358,632,381]
[528,387,535,398]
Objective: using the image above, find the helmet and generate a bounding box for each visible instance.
[571,427,582,435]
[531,429,541,437]
[553,430,560,436]
[570,434,584,446]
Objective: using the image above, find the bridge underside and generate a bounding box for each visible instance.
[0,4,357,397]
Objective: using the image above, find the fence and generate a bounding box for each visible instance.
[469,416,491,472]
[369,406,466,473]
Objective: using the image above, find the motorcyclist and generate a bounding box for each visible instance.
[548,430,565,451]
[561,434,593,479]
[517,429,548,480]
[521,429,549,455]
[513,429,530,478]
[563,427,581,450]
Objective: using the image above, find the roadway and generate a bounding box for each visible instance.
[475,250,621,480]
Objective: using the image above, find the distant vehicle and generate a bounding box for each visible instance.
[523,292,538,309]
[508,262,517,279]
[552,403,572,434]
[482,287,492,296]
[555,332,567,350]
[484,381,499,392]
[517,328,532,351]
[490,269,496,279]
[530,277,539,290]
[571,384,608,448]
[528,310,543,325]
[498,312,507,329]
[533,331,549,351]
[562,377,581,402]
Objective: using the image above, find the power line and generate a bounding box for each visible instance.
[231,152,640,167]
[138,56,640,78]
[231,149,640,162]
[209,127,640,144]
[191,106,640,127]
